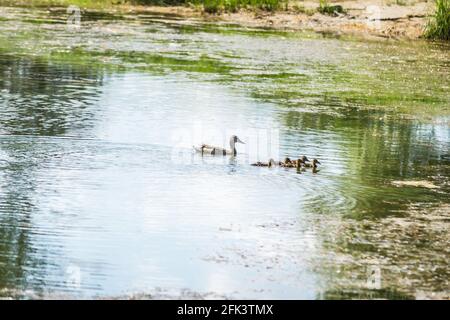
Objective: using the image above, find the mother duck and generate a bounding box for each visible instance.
[193,135,245,156]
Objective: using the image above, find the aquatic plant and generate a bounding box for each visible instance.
[425,0,450,40]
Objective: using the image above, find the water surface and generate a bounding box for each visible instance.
[0,6,449,299]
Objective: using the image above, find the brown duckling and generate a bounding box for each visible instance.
[251,159,277,167]
[280,156,309,168]
[303,158,321,168]
[285,156,309,168]
[296,155,310,166]
[281,157,296,168]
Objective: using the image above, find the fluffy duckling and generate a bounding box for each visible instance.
[280,157,295,167]
[303,158,321,169]
[286,156,309,168]
[251,159,277,167]
[296,156,310,166]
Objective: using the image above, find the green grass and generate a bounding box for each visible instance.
[199,0,284,14]
[395,0,407,6]
[317,0,344,16]
[0,0,118,9]
[0,0,284,12]
[425,0,450,40]
[292,4,315,16]
[135,0,285,12]
[0,0,286,14]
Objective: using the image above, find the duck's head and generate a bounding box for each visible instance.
[300,155,310,163]
[230,135,245,146]
[268,158,277,167]
[312,159,321,166]
[284,157,292,164]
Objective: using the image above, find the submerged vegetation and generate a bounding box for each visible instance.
[0,5,448,116]
[425,0,450,40]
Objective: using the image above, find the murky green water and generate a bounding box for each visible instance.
[0,6,449,299]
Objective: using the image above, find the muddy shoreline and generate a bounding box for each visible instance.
[78,2,434,40]
[0,1,435,40]
[182,0,432,40]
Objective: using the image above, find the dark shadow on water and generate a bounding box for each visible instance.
[0,53,107,296]
[0,54,105,136]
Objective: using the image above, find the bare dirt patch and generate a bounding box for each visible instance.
[112,0,434,40]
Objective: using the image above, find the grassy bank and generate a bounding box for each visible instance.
[0,0,116,8]
[197,0,284,13]
[0,0,285,12]
[425,0,450,40]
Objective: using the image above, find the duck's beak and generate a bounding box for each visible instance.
[304,156,310,162]
[316,160,321,164]
[236,137,245,144]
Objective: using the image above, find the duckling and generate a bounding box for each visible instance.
[282,156,309,168]
[281,157,295,167]
[295,158,303,172]
[295,155,310,166]
[301,155,310,163]
[251,159,277,167]
[303,158,321,169]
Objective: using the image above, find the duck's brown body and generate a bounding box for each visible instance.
[194,135,245,156]
[303,159,321,169]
